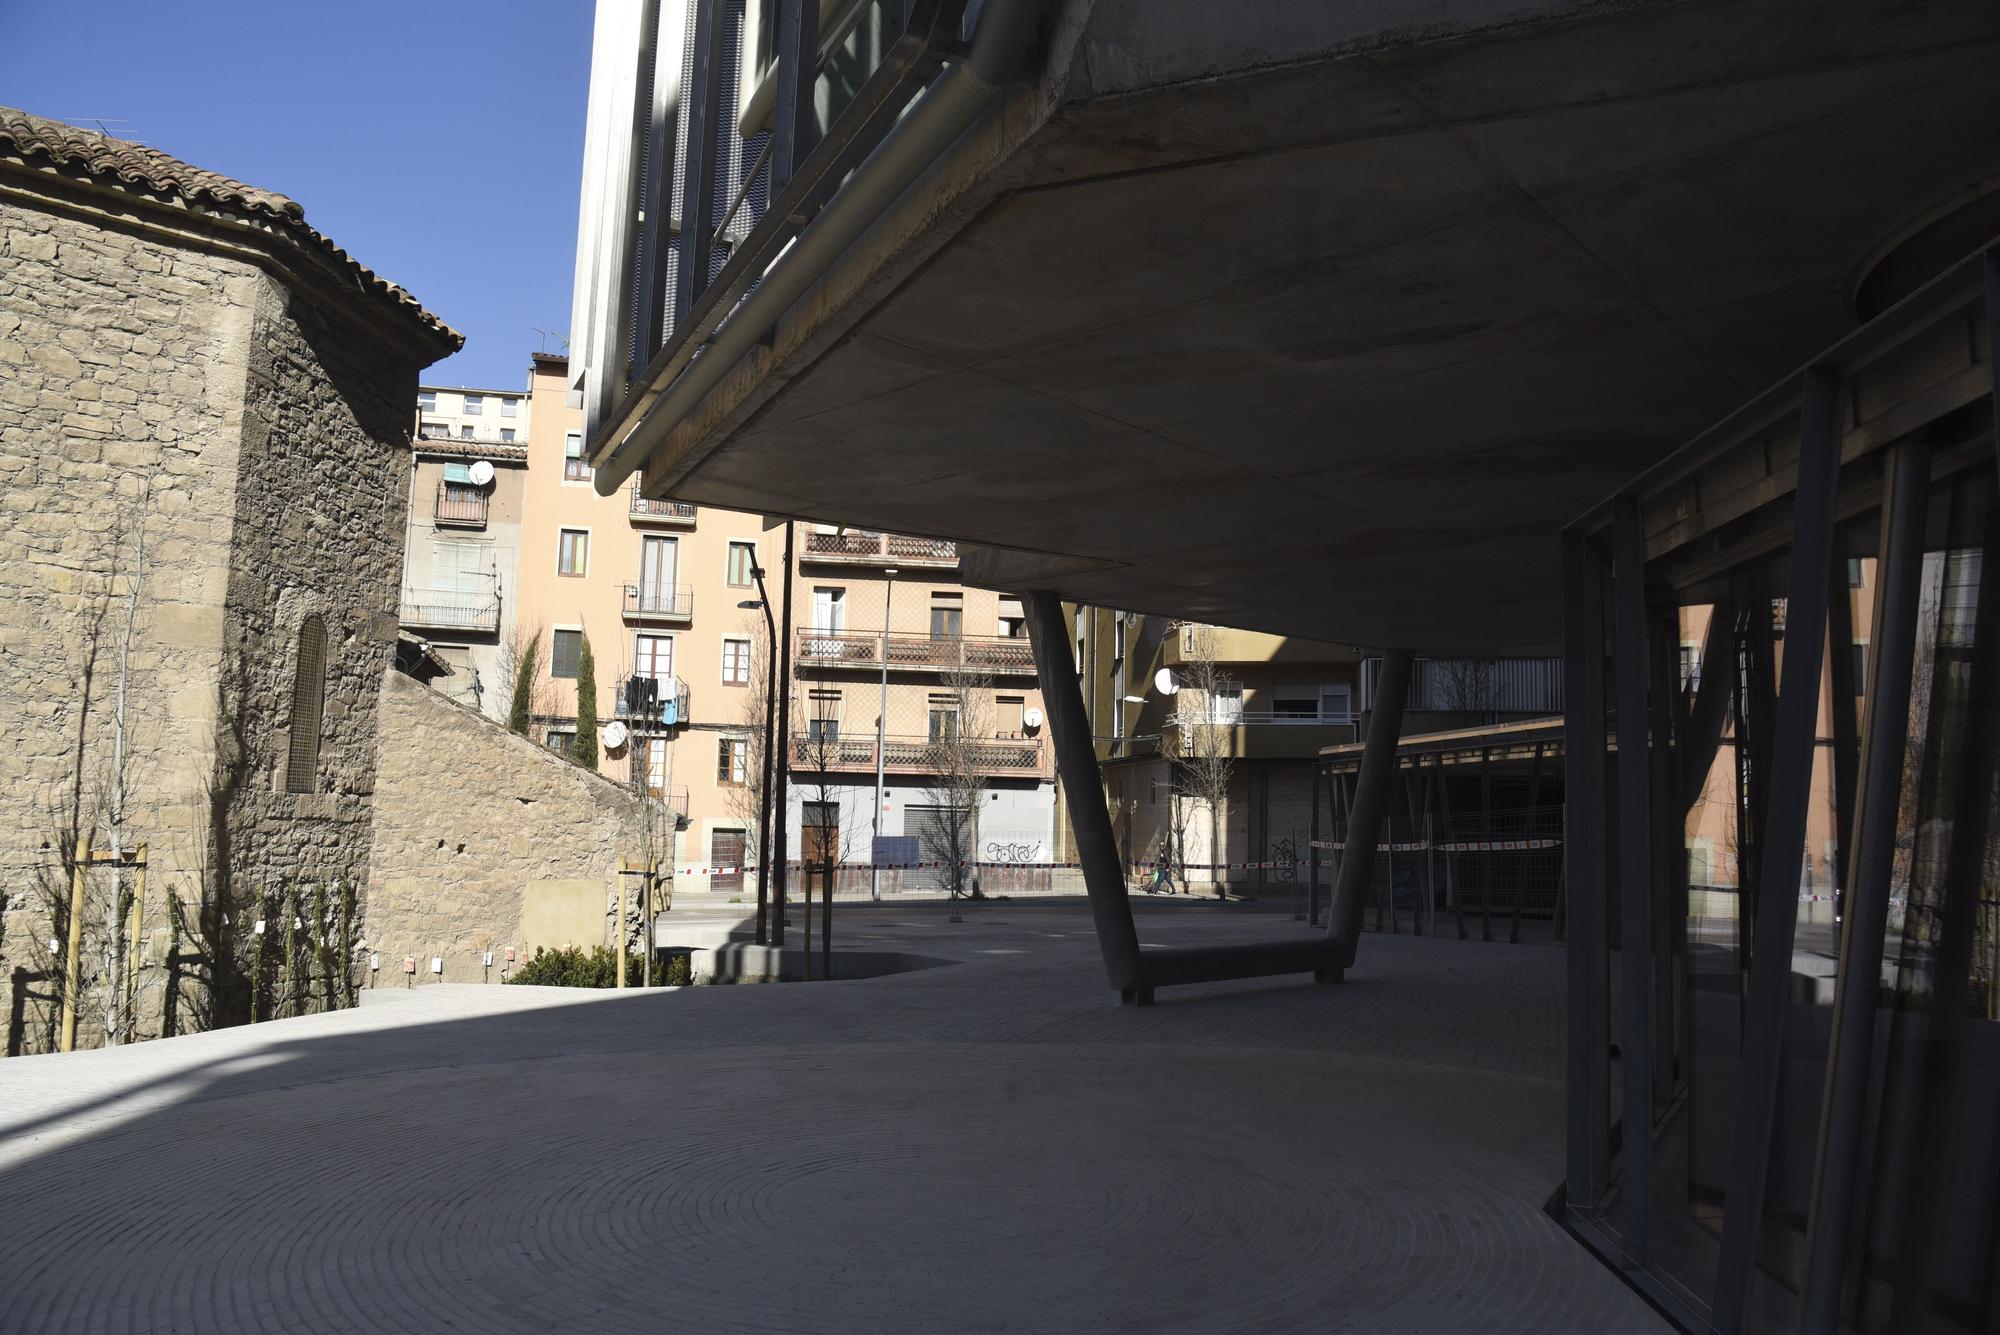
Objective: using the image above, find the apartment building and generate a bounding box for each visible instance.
[1069,611,1366,889]
[1071,609,1569,891]
[416,382,530,446]
[397,429,526,719]
[513,354,1056,897]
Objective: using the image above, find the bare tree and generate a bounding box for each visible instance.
[723,614,774,857]
[1171,622,1236,896]
[918,662,993,901]
[1432,657,1501,719]
[102,476,152,1045]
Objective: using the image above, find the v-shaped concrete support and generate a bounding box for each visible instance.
[1024,592,1411,1003]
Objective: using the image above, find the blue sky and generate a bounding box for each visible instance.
[1,0,594,389]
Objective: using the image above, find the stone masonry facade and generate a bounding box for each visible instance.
[0,111,458,1051]
[368,669,655,985]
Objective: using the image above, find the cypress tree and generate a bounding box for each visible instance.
[572,632,599,772]
[508,636,538,736]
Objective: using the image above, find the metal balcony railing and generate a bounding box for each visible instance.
[629,487,696,522]
[790,731,1045,778]
[417,423,523,446]
[628,771,691,816]
[623,582,694,620]
[400,590,500,634]
[794,628,1035,674]
[799,530,957,565]
[433,481,489,526]
[614,676,689,728]
[581,0,971,453]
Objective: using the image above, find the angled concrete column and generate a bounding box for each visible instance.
[1328,649,1414,971]
[1023,591,1143,994]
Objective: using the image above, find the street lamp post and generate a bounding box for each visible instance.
[740,577,778,945]
[871,568,897,901]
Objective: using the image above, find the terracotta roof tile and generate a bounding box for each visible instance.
[412,439,529,464]
[0,106,461,351]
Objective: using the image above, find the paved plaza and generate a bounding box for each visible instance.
[0,902,1665,1334]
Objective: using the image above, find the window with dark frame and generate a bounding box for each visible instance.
[551,629,582,679]
[558,528,588,576]
[717,736,748,784]
[930,598,962,640]
[726,541,755,587]
[722,637,751,685]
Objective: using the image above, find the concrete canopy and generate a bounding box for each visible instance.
[625,0,2000,653]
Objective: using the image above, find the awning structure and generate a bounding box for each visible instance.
[578,0,2000,654]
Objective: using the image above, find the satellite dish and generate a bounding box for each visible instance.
[602,720,629,750]
[1021,707,1043,730]
[467,460,495,486]
[1154,668,1181,696]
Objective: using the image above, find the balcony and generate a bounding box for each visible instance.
[614,676,689,728]
[622,582,693,623]
[417,423,523,447]
[1165,709,1360,760]
[400,589,500,635]
[790,732,1046,780]
[799,530,957,568]
[433,480,488,528]
[629,487,696,525]
[794,629,1035,676]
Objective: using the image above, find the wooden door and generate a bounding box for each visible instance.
[711,830,745,894]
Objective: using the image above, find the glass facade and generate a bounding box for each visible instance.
[1562,247,2000,1335]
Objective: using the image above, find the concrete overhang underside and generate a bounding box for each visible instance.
[623,0,2000,654]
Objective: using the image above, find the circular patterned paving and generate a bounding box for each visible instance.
[0,1035,1653,1334]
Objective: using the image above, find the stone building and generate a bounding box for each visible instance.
[366,668,658,985]
[0,107,459,1050]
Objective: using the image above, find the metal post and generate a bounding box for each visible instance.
[769,0,820,189]
[1611,495,1656,1263]
[632,0,680,365]
[1403,765,1426,937]
[58,831,90,1052]
[1563,529,1610,1211]
[1438,758,1464,940]
[871,569,895,901]
[750,565,779,945]
[1478,745,1494,942]
[1518,742,1544,945]
[1713,365,1845,1331]
[673,0,725,329]
[1303,763,1321,922]
[1798,437,1932,1331]
[1328,649,1414,971]
[1888,491,1997,1332]
[1680,594,1738,813]
[1381,815,1395,934]
[772,524,795,950]
[1824,551,1859,937]
[1024,591,1143,996]
[1648,604,1683,1107]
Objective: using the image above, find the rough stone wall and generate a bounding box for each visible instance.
[0,186,430,1051]
[367,669,654,984]
[214,274,414,907]
[0,196,255,1050]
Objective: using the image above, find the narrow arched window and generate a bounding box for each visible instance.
[286,615,327,794]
